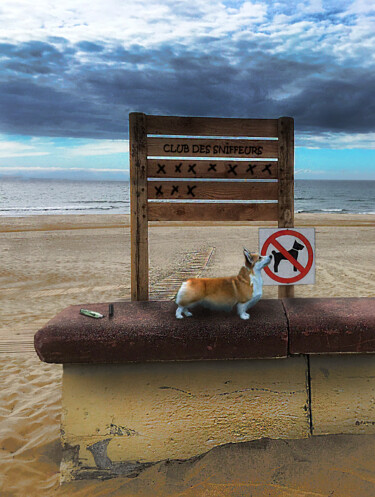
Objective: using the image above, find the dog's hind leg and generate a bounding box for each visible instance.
[175,282,196,318]
[176,305,185,319]
[183,307,193,317]
[176,305,193,319]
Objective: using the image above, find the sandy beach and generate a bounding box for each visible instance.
[1,213,375,496]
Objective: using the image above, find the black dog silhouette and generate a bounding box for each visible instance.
[272,240,305,273]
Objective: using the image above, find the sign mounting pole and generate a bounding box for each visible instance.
[277,117,294,299]
[130,112,149,301]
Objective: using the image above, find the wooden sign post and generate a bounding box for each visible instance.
[277,117,295,298]
[130,114,294,301]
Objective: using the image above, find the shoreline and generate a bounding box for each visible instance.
[1,212,374,233]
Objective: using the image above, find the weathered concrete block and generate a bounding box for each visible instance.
[310,355,375,436]
[61,357,309,481]
[286,297,375,354]
[34,299,289,363]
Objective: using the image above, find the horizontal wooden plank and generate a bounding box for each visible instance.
[147,138,278,159]
[146,115,278,137]
[147,159,278,179]
[148,181,278,200]
[148,202,278,221]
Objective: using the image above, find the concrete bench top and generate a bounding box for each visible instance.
[34,297,375,364]
[286,298,375,354]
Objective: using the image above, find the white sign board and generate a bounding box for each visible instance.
[259,228,315,285]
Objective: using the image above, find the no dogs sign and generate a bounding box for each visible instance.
[259,228,315,285]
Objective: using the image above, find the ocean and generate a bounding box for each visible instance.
[0,178,374,216]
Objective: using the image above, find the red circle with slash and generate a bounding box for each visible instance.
[261,229,314,284]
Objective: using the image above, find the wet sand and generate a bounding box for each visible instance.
[1,213,375,496]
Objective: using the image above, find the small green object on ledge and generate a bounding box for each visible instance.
[80,308,104,319]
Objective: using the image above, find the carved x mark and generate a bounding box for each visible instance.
[247,164,257,175]
[175,163,182,173]
[157,163,166,174]
[171,185,179,195]
[188,164,196,175]
[187,185,196,197]
[208,163,217,172]
[155,185,163,196]
[228,164,238,176]
[262,163,272,175]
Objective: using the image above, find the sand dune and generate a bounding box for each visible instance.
[1,213,375,496]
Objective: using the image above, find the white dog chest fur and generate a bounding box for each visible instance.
[250,271,263,300]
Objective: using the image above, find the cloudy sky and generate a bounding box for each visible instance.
[0,0,374,180]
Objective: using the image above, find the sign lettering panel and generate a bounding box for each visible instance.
[147,138,278,158]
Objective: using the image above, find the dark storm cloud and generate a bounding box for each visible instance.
[1,40,73,76]
[283,72,375,133]
[1,38,374,139]
[0,79,124,138]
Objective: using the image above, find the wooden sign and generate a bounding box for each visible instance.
[130,114,294,301]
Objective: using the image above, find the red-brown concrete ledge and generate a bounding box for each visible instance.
[34,299,288,364]
[34,297,375,364]
[285,297,375,355]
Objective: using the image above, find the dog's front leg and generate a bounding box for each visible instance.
[237,302,250,320]
[237,295,262,320]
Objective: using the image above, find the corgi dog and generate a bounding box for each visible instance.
[175,248,271,320]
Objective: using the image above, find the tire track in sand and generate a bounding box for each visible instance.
[0,247,215,353]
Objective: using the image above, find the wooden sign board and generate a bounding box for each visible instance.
[130,113,294,301]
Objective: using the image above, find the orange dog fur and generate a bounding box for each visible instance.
[175,248,271,320]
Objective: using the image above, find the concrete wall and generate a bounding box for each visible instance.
[61,354,375,482]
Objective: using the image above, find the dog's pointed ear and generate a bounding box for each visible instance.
[243,247,254,265]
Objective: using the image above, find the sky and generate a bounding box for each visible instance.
[0,0,374,180]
